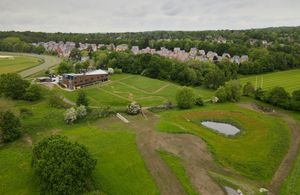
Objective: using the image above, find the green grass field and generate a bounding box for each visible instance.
[239,69,300,93]
[156,103,290,181]
[0,96,159,195]
[0,55,43,73]
[55,73,214,107]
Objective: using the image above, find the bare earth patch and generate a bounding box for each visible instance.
[126,111,224,195]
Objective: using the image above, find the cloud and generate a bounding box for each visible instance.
[0,0,299,33]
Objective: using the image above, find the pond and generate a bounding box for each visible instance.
[201,121,240,136]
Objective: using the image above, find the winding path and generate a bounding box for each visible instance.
[126,110,225,195]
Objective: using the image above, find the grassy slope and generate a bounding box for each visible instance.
[156,103,290,181]
[239,69,300,93]
[280,112,300,195]
[0,56,43,73]
[0,96,159,195]
[54,73,214,107]
[159,151,197,195]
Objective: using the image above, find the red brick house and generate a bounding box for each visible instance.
[60,69,108,90]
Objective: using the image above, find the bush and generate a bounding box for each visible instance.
[215,86,227,103]
[195,96,204,106]
[24,84,42,101]
[215,80,242,103]
[176,87,195,109]
[76,91,89,107]
[0,111,22,142]
[225,80,242,102]
[254,88,266,101]
[32,135,96,195]
[76,105,87,119]
[243,82,255,97]
[0,73,29,99]
[64,107,77,124]
[291,90,300,111]
[127,102,141,115]
[267,87,290,108]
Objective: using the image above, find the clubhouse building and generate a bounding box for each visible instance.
[60,69,108,90]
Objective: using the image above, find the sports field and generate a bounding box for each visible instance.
[0,55,43,73]
[239,69,300,93]
[56,74,214,107]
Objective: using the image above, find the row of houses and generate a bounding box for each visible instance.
[34,41,248,63]
[131,46,249,64]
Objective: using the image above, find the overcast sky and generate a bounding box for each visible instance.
[0,0,299,33]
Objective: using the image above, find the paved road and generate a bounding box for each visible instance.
[0,52,61,78]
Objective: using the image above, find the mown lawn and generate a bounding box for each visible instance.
[54,73,214,107]
[156,103,290,181]
[239,69,300,93]
[0,55,43,73]
[0,97,159,195]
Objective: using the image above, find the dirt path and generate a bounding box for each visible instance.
[240,103,300,194]
[126,111,224,195]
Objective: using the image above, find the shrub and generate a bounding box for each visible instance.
[0,73,29,99]
[76,91,89,107]
[215,80,242,103]
[64,107,77,124]
[76,105,87,119]
[267,87,291,108]
[32,135,96,195]
[291,90,300,111]
[0,111,22,142]
[127,102,141,115]
[195,96,204,106]
[243,82,255,97]
[176,87,195,109]
[24,84,42,101]
[215,86,227,103]
[225,80,242,102]
[254,88,266,101]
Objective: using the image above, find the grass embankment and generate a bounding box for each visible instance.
[55,73,213,107]
[159,151,197,195]
[239,69,300,93]
[156,103,290,181]
[0,55,43,73]
[280,112,300,195]
[0,93,159,195]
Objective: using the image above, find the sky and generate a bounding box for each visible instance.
[0,0,300,33]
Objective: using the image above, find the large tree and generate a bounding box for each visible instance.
[32,135,96,195]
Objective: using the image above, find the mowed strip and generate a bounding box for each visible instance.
[239,69,300,93]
